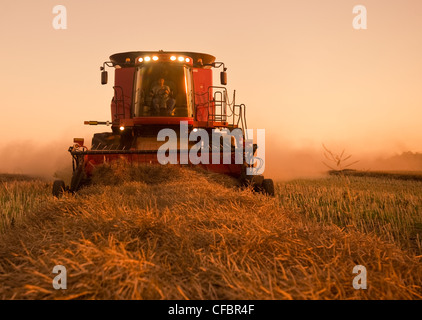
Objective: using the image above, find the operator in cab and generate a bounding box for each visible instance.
[150,78,176,116]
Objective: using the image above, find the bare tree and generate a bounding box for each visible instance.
[322,144,359,171]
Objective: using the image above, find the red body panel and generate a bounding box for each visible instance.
[193,68,213,122]
[111,66,215,126]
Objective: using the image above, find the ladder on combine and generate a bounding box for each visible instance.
[113,86,126,120]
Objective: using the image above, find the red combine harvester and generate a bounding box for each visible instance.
[52,51,274,196]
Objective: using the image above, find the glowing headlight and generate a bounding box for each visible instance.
[192,128,198,133]
[144,56,151,62]
[152,56,159,61]
[119,126,125,131]
[138,57,143,62]
[178,56,184,62]
[170,56,176,61]
[185,57,190,63]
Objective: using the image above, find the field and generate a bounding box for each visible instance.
[0,164,421,299]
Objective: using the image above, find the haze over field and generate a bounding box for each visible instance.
[1,0,421,177]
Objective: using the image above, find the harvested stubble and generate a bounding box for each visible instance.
[277,176,422,254]
[0,177,50,232]
[0,163,421,299]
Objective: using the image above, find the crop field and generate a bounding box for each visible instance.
[0,164,421,299]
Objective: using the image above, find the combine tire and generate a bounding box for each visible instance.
[52,180,66,198]
[262,179,275,197]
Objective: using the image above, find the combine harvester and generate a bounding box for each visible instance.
[53,51,274,196]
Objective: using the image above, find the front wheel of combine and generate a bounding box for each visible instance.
[262,179,275,197]
[52,180,66,198]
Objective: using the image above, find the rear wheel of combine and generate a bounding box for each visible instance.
[262,179,275,197]
[52,180,65,198]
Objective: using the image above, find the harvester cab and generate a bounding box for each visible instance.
[52,51,274,197]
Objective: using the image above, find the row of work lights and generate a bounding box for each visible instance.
[137,55,191,63]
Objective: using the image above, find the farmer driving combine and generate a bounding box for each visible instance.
[150,77,175,115]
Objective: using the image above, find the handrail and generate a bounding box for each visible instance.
[193,87,247,134]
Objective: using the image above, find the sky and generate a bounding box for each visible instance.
[0,0,421,176]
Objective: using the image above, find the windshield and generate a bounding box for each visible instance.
[133,64,193,117]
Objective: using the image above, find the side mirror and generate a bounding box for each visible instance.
[220,71,227,85]
[101,70,108,85]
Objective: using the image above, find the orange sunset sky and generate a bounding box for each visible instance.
[0,0,421,176]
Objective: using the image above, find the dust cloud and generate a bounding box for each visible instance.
[0,140,72,180]
[264,144,327,181]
